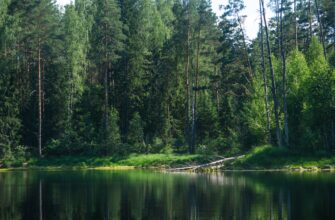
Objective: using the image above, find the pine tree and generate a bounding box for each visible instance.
[218,0,254,149]
[0,0,23,164]
[63,4,86,121]
[91,0,125,150]
[261,0,283,147]
[6,0,59,157]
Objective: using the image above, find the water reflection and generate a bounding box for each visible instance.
[39,179,42,220]
[0,171,334,220]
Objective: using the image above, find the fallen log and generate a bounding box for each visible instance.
[168,155,245,172]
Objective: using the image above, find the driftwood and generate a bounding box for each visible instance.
[167,155,245,172]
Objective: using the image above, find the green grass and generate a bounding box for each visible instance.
[116,154,207,167]
[25,153,212,170]
[3,146,335,171]
[229,145,335,170]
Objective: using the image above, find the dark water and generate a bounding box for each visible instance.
[0,170,335,220]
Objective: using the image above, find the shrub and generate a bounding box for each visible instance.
[128,112,145,153]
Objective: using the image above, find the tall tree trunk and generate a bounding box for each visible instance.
[261,0,282,147]
[191,28,201,154]
[236,11,253,80]
[104,22,109,151]
[308,0,313,41]
[191,87,195,153]
[275,0,281,54]
[39,180,43,220]
[68,65,74,122]
[185,5,191,153]
[331,120,335,149]
[190,91,196,154]
[37,42,42,157]
[259,0,271,143]
[215,66,220,113]
[294,0,298,48]
[104,60,109,134]
[280,0,289,146]
[110,68,115,107]
[315,0,327,58]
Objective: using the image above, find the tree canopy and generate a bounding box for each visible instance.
[1,0,335,165]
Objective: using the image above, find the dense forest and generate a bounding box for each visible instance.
[0,0,335,165]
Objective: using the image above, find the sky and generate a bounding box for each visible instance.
[212,0,266,39]
[56,0,272,39]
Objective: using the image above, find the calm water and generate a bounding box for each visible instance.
[0,170,334,220]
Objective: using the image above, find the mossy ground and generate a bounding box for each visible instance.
[228,145,335,170]
[23,153,213,170]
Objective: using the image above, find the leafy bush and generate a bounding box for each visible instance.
[0,144,27,167]
[105,108,121,155]
[128,112,145,153]
[45,139,62,155]
[151,137,164,153]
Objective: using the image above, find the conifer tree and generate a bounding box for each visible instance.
[91,0,125,150]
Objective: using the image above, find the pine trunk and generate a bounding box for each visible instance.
[236,12,253,80]
[185,9,191,153]
[38,43,42,157]
[261,0,282,147]
[314,0,327,58]
[104,21,109,149]
[308,0,313,41]
[294,0,298,48]
[105,61,109,136]
[191,29,201,153]
[280,0,289,146]
[259,0,271,142]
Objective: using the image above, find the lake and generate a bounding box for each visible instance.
[0,170,334,219]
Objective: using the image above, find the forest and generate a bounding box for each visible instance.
[0,0,335,166]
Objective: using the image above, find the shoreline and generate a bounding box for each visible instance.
[1,146,335,172]
[1,163,335,173]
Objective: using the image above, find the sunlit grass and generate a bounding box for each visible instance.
[27,153,211,169]
[117,154,203,167]
[9,146,335,171]
[231,145,335,170]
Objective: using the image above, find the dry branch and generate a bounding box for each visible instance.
[167,155,245,172]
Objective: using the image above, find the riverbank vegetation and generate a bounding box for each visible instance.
[1,0,335,168]
[227,145,335,170]
[28,154,210,169]
[1,146,334,171]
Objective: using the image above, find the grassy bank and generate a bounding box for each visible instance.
[2,146,335,171]
[21,153,213,170]
[226,145,335,171]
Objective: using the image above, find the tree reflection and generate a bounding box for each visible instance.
[0,171,334,220]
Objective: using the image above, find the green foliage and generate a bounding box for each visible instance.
[63,4,87,110]
[306,37,327,69]
[303,37,334,149]
[128,112,145,153]
[197,92,219,141]
[231,145,335,170]
[328,51,335,68]
[28,154,209,168]
[286,49,310,94]
[105,108,121,154]
[0,9,23,164]
[285,49,310,147]
[2,0,335,168]
[242,74,271,146]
